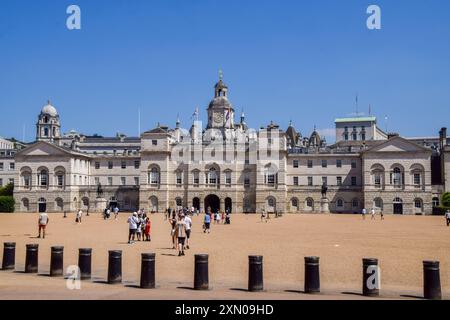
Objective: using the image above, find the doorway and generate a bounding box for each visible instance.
[204,194,220,213]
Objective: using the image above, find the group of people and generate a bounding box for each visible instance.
[103,207,120,220]
[127,209,151,244]
[361,208,384,220]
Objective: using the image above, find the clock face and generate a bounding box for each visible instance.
[214,112,224,125]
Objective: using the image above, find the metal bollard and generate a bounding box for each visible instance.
[25,244,39,273]
[107,250,122,284]
[50,246,64,277]
[2,242,16,270]
[362,258,379,297]
[248,255,263,292]
[304,256,320,293]
[423,261,441,300]
[194,254,209,290]
[140,253,156,289]
[78,248,92,280]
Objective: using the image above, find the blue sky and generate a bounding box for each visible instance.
[1,0,449,142]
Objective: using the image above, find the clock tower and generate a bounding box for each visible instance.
[206,71,235,131]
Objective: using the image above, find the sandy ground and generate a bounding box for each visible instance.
[0,212,449,300]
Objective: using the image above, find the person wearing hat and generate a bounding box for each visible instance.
[127,212,139,244]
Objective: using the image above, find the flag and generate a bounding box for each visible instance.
[369,104,371,115]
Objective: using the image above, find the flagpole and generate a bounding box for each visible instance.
[138,108,141,137]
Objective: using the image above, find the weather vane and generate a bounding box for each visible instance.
[219,69,223,80]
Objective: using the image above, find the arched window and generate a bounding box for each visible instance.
[148,167,160,185]
[291,198,298,208]
[305,198,314,211]
[264,164,278,186]
[38,169,49,188]
[391,167,404,187]
[208,168,218,185]
[414,198,423,214]
[336,199,344,208]
[175,197,183,208]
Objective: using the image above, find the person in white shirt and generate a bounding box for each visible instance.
[183,214,193,250]
[371,208,376,220]
[38,212,49,239]
[76,210,82,223]
[362,208,367,220]
[127,212,139,244]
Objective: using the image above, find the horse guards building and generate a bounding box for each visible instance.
[1,76,450,215]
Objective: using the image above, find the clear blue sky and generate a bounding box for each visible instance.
[1,0,450,142]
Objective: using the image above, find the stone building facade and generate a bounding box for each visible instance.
[3,76,450,215]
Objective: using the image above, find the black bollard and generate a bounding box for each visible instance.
[63,211,67,218]
[304,256,320,293]
[50,246,64,277]
[248,255,263,292]
[194,254,209,290]
[362,258,379,297]
[25,244,39,273]
[140,253,156,289]
[78,248,92,280]
[2,242,16,270]
[423,261,441,300]
[107,250,122,284]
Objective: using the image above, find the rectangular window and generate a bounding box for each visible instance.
[307,160,313,168]
[193,172,199,185]
[293,176,299,186]
[344,133,349,141]
[176,172,182,185]
[414,173,421,186]
[374,174,381,187]
[121,161,126,169]
[293,160,299,168]
[244,176,250,186]
[308,176,313,186]
[108,177,113,186]
[9,163,15,170]
[0,163,3,171]
[121,177,126,185]
[95,177,100,185]
[57,175,64,187]
[266,174,275,185]
[24,176,30,188]
[134,160,140,169]
[108,161,113,169]
[351,160,357,169]
[322,160,327,168]
[152,140,158,146]
[337,176,342,186]
[225,172,232,185]
[336,160,342,168]
[95,162,100,169]
[351,176,357,186]
[134,177,139,186]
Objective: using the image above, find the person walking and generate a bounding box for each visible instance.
[114,206,119,220]
[76,210,82,224]
[445,210,450,226]
[169,213,178,249]
[37,212,49,239]
[261,208,267,223]
[176,214,187,256]
[371,208,376,220]
[203,212,211,234]
[127,212,139,244]
[380,210,384,220]
[362,208,367,220]
[184,213,192,249]
[136,213,143,241]
[225,211,231,225]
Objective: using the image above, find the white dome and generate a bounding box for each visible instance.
[41,101,58,117]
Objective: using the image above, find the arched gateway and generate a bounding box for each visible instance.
[204,194,220,213]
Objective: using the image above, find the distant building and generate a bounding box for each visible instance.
[2,76,449,215]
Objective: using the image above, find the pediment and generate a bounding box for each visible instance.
[364,137,430,154]
[17,142,72,157]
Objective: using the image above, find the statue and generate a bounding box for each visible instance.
[96,183,103,198]
[321,183,328,198]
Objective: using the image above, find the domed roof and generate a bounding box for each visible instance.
[286,122,301,147]
[208,96,233,110]
[41,101,58,117]
[309,129,321,147]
